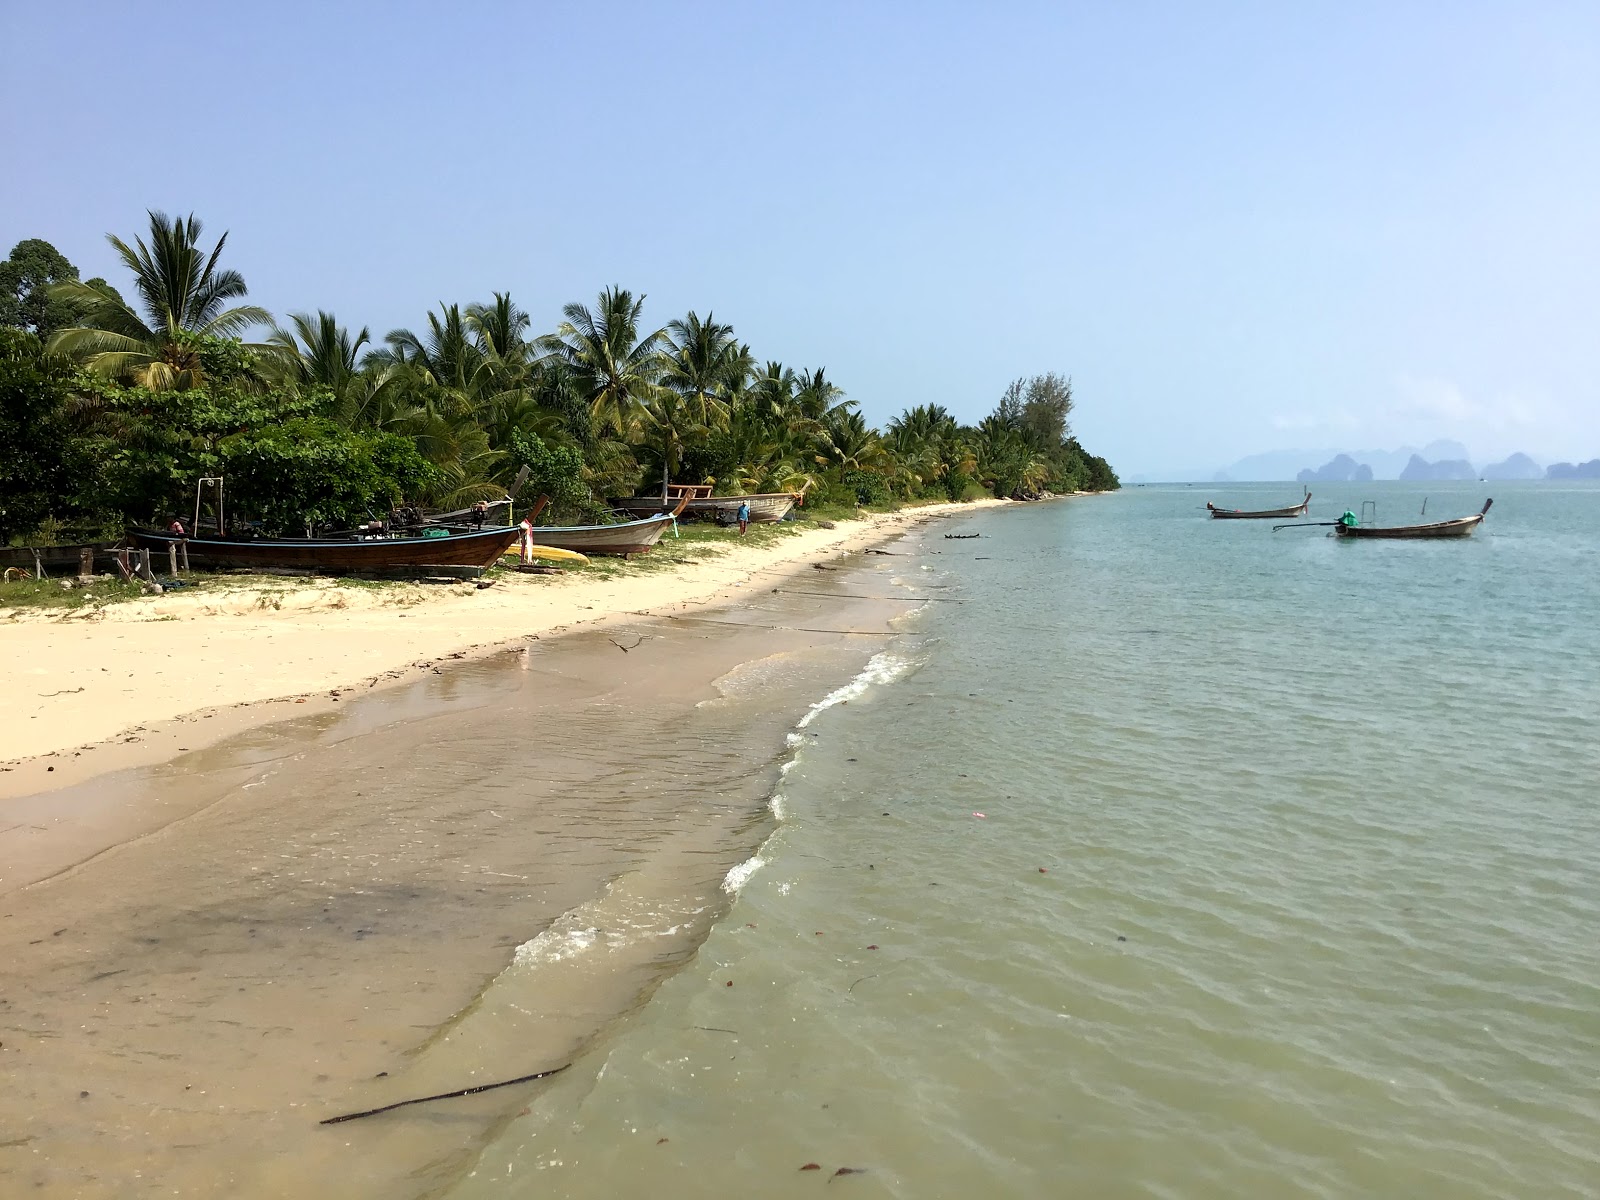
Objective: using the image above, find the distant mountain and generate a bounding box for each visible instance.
[1398,454,1477,482]
[1218,440,1474,482]
[1482,453,1543,481]
[1546,459,1600,480]
[1297,454,1373,483]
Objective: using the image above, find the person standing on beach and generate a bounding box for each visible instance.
[737,500,750,535]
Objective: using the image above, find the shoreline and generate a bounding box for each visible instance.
[0,500,1005,801]
[0,507,969,1199]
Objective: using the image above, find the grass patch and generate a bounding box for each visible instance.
[0,576,148,612]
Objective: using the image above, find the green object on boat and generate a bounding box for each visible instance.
[422,527,449,537]
[1339,510,1359,527]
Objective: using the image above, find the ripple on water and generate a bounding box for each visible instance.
[449,486,1600,1200]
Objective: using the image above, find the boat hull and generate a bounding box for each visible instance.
[129,526,520,571]
[0,542,122,573]
[520,513,678,556]
[610,493,798,523]
[1208,495,1310,519]
[1333,515,1485,539]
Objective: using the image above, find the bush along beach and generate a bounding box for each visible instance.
[1,213,1116,545]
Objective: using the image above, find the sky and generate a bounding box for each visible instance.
[3,1,1597,477]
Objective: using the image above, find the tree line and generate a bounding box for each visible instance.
[1,212,1117,542]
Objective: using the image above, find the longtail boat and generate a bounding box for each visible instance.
[1332,498,1492,539]
[129,525,519,571]
[517,511,680,557]
[1207,492,1311,519]
[610,483,801,524]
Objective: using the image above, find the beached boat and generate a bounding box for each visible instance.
[0,542,122,576]
[1332,499,1492,539]
[516,510,681,557]
[610,483,800,524]
[128,525,519,571]
[1207,493,1311,519]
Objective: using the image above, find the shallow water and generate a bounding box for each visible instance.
[0,576,914,1198]
[450,483,1600,1199]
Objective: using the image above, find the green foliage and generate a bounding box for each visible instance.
[11,210,1119,543]
[1,239,85,340]
[942,467,974,501]
[220,419,438,533]
[507,430,588,514]
[0,331,80,540]
[842,468,892,507]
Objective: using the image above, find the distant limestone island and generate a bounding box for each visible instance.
[1297,448,1598,482]
[1203,440,1598,483]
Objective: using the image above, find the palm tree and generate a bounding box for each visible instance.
[662,311,739,428]
[538,287,668,437]
[380,304,486,405]
[821,409,887,472]
[49,211,271,389]
[795,367,851,422]
[748,360,797,424]
[268,311,370,399]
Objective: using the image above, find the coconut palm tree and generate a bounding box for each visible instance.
[268,311,370,399]
[662,311,739,428]
[49,211,271,389]
[748,360,797,424]
[538,287,668,437]
[795,367,851,422]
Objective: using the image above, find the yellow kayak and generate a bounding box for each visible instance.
[502,544,590,565]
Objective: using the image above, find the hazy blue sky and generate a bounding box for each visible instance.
[4,2,1596,475]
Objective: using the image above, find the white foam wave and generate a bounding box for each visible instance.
[511,884,710,968]
[722,854,767,895]
[513,924,598,967]
[796,650,918,728]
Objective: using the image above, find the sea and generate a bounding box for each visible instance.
[441,482,1600,1200]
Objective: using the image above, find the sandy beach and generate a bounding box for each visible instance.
[0,500,997,1198]
[0,502,1001,802]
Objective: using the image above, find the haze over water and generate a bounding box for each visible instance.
[453,484,1600,1198]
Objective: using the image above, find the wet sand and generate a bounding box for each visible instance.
[0,543,933,1197]
[1,503,1000,794]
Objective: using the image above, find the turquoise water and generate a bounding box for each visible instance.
[450,483,1600,1199]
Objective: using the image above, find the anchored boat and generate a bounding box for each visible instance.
[1332,499,1493,539]
[1207,492,1311,519]
[1273,499,1493,539]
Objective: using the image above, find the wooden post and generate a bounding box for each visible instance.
[79,547,94,579]
[168,543,179,575]
[32,549,46,579]
[114,549,133,582]
[138,549,155,583]
[180,541,189,572]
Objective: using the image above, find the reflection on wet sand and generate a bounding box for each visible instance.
[0,562,917,1198]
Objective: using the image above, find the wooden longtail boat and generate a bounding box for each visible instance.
[1207,492,1311,519]
[516,511,681,557]
[128,526,519,571]
[609,483,801,524]
[1332,498,1492,539]
[514,497,686,558]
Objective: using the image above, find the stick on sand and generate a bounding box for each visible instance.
[320,1064,571,1125]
